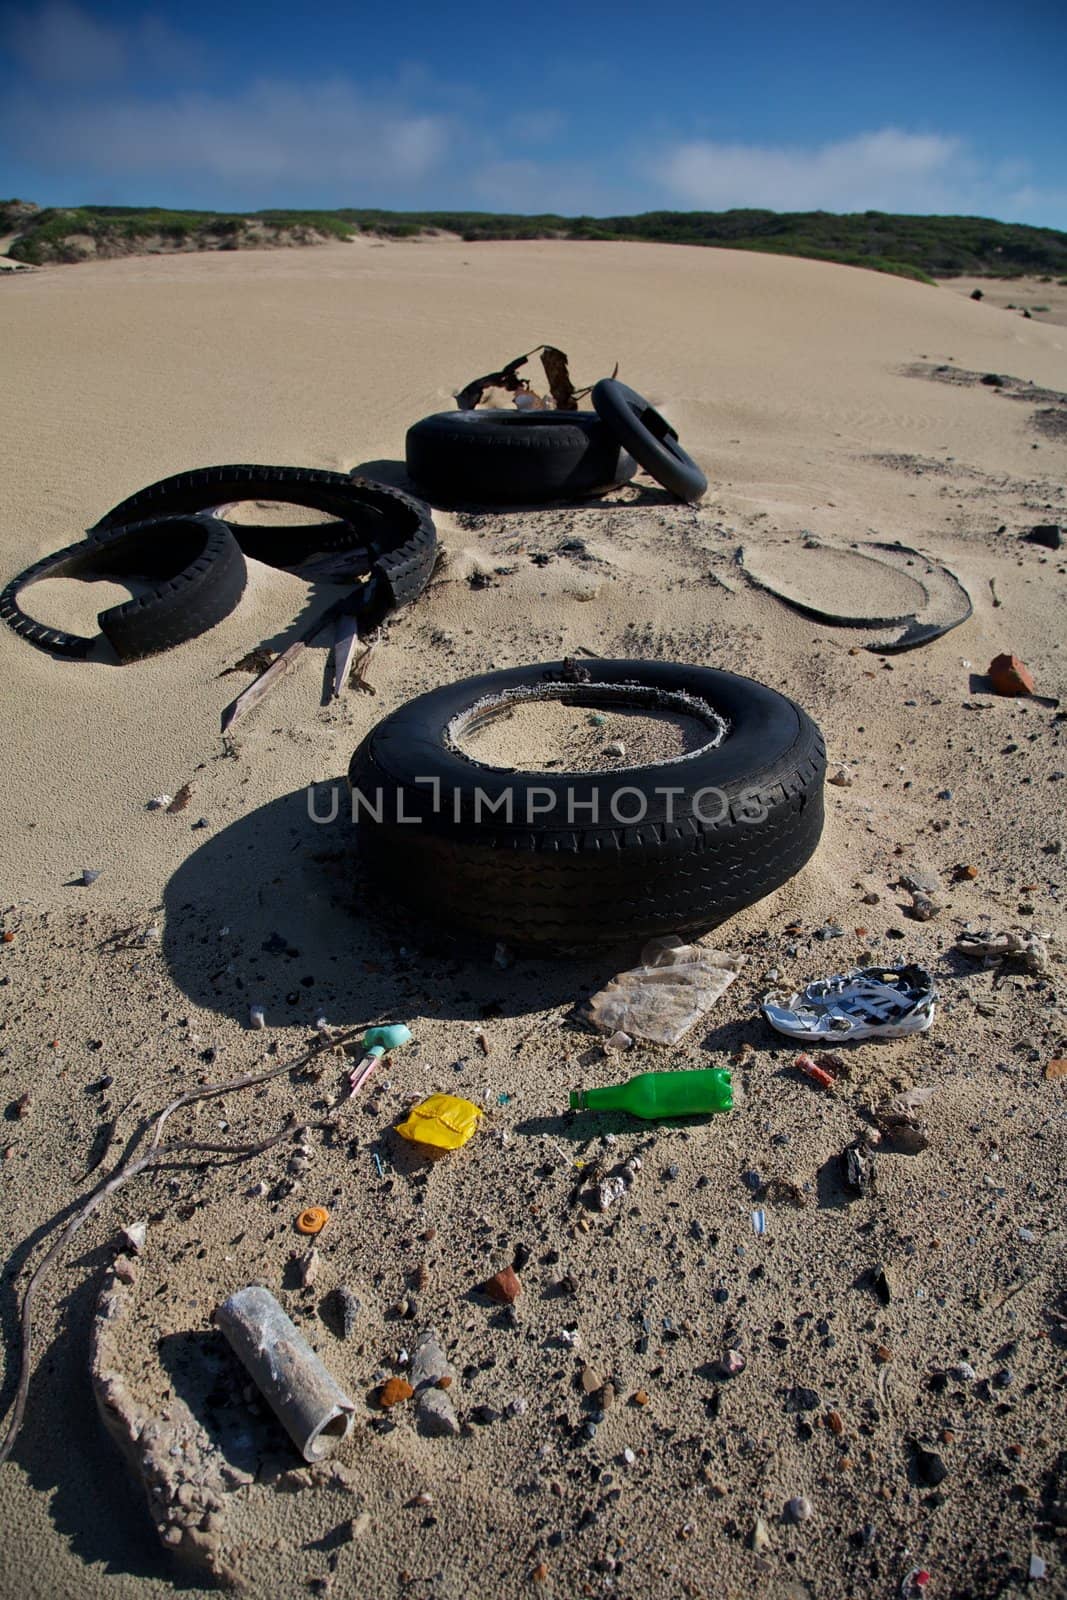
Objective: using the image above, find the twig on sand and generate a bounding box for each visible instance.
[0,1030,358,1466]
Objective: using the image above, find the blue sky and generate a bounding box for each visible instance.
[2,0,1065,226]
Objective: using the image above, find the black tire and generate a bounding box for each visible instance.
[0,514,246,662]
[591,379,707,503]
[405,410,637,504]
[347,659,825,949]
[90,465,437,626]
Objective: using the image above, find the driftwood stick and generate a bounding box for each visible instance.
[0,1030,358,1466]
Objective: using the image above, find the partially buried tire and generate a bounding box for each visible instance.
[90,465,438,628]
[347,659,826,949]
[0,514,246,662]
[405,410,637,504]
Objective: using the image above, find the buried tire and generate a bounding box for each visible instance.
[348,659,826,949]
[0,514,246,662]
[405,411,637,504]
[90,465,438,627]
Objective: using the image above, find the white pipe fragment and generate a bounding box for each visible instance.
[215,1286,355,1462]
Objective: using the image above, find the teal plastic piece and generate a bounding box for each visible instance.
[362,1023,412,1054]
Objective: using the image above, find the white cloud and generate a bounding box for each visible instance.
[5,77,451,188]
[655,128,969,213]
[508,108,566,145]
[4,0,126,83]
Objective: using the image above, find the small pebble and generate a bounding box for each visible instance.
[379,1377,414,1409]
[482,1266,522,1304]
[785,1496,813,1523]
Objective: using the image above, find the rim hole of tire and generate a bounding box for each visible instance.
[23,575,142,634]
[448,683,728,774]
[221,500,345,528]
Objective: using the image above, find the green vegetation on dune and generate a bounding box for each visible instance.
[4,198,1067,281]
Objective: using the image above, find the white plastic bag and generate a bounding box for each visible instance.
[587,936,746,1046]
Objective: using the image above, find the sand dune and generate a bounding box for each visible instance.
[0,240,1064,1600]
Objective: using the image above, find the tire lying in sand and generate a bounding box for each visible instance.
[0,513,246,661]
[90,465,438,625]
[405,411,637,504]
[347,659,826,949]
[590,378,708,503]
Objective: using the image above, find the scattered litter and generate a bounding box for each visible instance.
[900,1569,931,1597]
[828,766,853,787]
[718,1349,746,1377]
[1030,1554,1048,1580]
[346,1022,413,1098]
[166,784,193,813]
[146,794,172,811]
[908,891,939,922]
[988,652,1034,696]
[1045,1058,1067,1082]
[955,927,1050,975]
[120,1220,147,1255]
[587,937,746,1046]
[570,1067,733,1121]
[843,1141,877,1195]
[796,1052,836,1090]
[216,1286,355,1461]
[762,964,936,1040]
[295,1207,329,1236]
[395,1094,483,1153]
[248,1004,266,1031]
[596,1175,628,1211]
[453,342,589,412]
[752,1209,767,1236]
[81,868,101,887]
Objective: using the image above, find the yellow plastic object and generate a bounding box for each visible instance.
[395,1094,483,1152]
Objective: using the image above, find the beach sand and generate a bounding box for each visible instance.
[0,239,1064,1599]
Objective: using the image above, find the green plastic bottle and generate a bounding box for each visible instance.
[569,1067,733,1121]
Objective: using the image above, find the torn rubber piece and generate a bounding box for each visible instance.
[0,514,246,661]
[738,539,971,653]
[762,964,936,1041]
